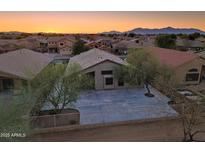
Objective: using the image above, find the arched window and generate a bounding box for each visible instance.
[188,68,198,72]
[186,68,200,82]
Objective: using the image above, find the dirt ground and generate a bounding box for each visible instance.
[186,82,205,98]
[30,117,184,142]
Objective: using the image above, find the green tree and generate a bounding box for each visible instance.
[188,32,201,40]
[0,63,93,141]
[72,38,89,55]
[154,65,177,91]
[116,48,159,97]
[155,34,176,49]
[128,33,136,37]
[30,63,93,114]
[0,89,36,141]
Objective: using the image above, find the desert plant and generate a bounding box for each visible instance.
[124,48,159,97]
[30,63,93,114]
[155,34,176,49]
[0,89,36,141]
[72,38,89,55]
[182,102,205,141]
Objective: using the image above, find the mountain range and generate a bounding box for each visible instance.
[102,27,205,35]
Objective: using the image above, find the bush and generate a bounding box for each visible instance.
[72,38,89,55]
[188,32,201,40]
[155,34,176,49]
[0,90,36,141]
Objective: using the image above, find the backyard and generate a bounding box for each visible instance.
[42,87,178,125]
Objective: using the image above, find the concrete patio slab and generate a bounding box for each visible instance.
[42,87,178,125]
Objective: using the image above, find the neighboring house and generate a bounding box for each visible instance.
[51,55,70,65]
[198,51,205,80]
[47,37,75,55]
[0,49,52,94]
[198,50,205,59]
[146,47,205,85]
[176,38,205,52]
[39,39,48,48]
[112,36,155,55]
[0,47,5,54]
[86,39,113,51]
[68,48,128,90]
[112,40,142,55]
[69,47,205,90]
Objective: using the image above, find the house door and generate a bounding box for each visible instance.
[103,75,114,89]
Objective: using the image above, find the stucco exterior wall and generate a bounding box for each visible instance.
[201,63,205,79]
[13,79,23,94]
[0,76,24,94]
[0,80,3,92]
[82,60,130,90]
[174,58,203,85]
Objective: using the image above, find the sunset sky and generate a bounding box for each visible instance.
[0,12,205,33]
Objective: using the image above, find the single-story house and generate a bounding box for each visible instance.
[0,49,53,94]
[112,40,141,55]
[68,48,129,90]
[176,38,205,52]
[198,51,205,80]
[145,47,205,85]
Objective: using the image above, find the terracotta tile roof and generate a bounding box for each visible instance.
[0,49,53,80]
[47,36,75,43]
[145,47,199,68]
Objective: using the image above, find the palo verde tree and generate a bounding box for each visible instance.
[30,63,93,114]
[155,34,177,49]
[72,38,89,55]
[116,48,159,97]
[154,64,178,98]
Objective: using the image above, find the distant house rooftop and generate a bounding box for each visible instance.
[176,39,205,48]
[47,36,75,43]
[69,48,126,70]
[0,49,52,80]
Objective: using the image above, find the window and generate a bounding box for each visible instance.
[188,68,198,72]
[2,79,14,90]
[118,79,124,86]
[186,73,199,81]
[105,77,113,85]
[60,43,64,46]
[86,71,95,78]
[101,70,113,75]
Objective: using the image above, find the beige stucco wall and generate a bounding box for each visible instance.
[0,79,3,92]
[0,75,24,94]
[82,60,130,90]
[13,79,23,94]
[201,65,205,79]
[174,57,204,85]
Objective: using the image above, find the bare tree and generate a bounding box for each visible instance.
[182,101,205,141]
